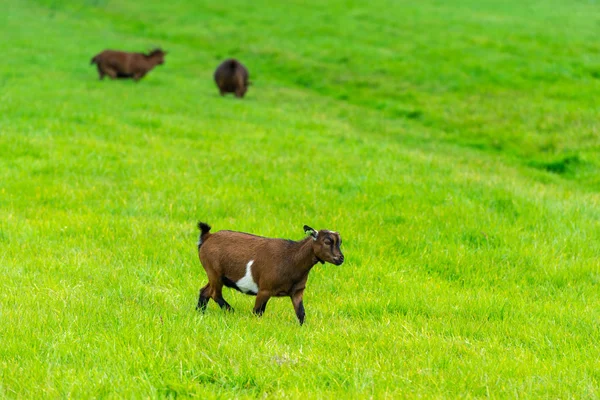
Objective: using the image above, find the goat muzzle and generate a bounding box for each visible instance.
[334,255,344,266]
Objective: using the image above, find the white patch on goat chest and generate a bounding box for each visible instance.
[236,260,259,294]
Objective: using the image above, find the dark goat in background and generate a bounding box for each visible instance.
[213,59,250,98]
[90,48,166,81]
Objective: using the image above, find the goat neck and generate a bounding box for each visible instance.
[289,237,320,273]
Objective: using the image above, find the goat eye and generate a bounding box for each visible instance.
[324,239,332,245]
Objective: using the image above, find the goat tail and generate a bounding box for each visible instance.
[90,55,98,65]
[197,222,212,248]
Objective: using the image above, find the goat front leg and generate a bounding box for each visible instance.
[133,71,146,81]
[291,289,305,325]
[253,290,271,317]
[96,65,106,80]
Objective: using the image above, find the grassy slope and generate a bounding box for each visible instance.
[1,0,600,397]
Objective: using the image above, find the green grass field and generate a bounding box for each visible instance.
[2,0,600,397]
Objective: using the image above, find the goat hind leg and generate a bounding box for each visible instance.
[215,296,233,311]
[196,283,211,311]
[212,282,234,312]
[234,88,245,98]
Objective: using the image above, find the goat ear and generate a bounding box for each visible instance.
[304,225,318,240]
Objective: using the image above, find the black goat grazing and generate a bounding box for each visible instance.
[213,59,250,98]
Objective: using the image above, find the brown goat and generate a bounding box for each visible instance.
[196,222,344,325]
[90,49,166,81]
[213,59,250,98]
